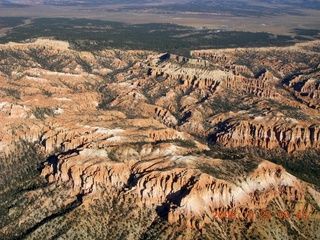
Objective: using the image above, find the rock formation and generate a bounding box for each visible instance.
[0,39,319,239]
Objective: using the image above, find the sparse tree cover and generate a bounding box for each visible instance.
[0,17,295,57]
[0,8,319,240]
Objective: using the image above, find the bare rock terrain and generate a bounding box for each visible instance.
[0,39,319,239]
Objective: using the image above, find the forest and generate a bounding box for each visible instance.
[0,17,297,56]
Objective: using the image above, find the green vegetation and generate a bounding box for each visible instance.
[0,18,295,57]
[277,104,309,120]
[0,17,27,28]
[270,155,320,189]
[203,145,245,160]
[201,145,320,188]
[208,93,249,115]
[0,140,45,192]
[107,150,121,162]
[293,28,320,38]
[42,89,53,97]
[154,139,197,149]
[76,56,92,73]
[265,99,310,120]
[2,87,21,99]
[245,147,320,188]
[197,163,223,178]
[31,106,55,120]
[200,145,258,180]
[97,87,117,110]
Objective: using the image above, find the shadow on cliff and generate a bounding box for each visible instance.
[47,148,81,174]
[47,155,59,174]
[206,119,233,145]
[156,176,197,221]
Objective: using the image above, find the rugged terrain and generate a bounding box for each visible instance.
[0,39,319,239]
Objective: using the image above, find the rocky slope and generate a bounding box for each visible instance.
[0,39,319,239]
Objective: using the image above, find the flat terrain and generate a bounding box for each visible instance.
[0,17,302,57]
[0,1,319,35]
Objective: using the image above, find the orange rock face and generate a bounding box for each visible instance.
[0,39,319,239]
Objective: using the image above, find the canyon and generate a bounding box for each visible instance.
[0,39,319,239]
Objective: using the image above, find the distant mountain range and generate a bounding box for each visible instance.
[4,0,161,5]
[3,0,319,11]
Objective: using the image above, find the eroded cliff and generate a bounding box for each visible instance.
[0,39,319,240]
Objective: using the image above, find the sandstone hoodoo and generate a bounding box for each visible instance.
[0,39,319,239]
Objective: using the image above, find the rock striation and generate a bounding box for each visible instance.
[0,39,319,240]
